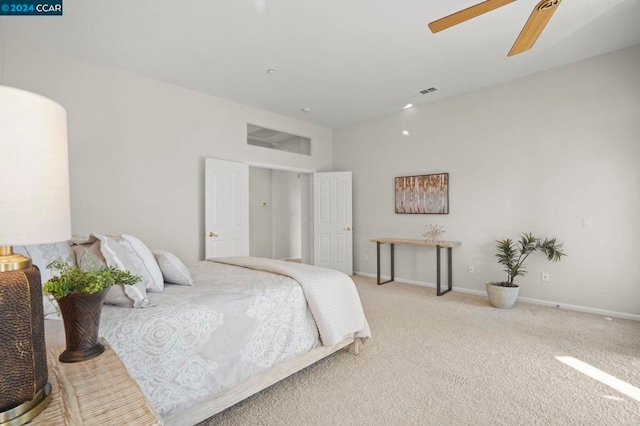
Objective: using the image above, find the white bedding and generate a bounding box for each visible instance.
[99,261,320,418]
[93,258,370,419]
[212,257,371,346]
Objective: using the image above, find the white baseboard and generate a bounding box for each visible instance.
[353,271,640,321]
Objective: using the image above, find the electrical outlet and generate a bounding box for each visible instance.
[582,217,592,228]
[541,272,550,282]
[468,265,474,273]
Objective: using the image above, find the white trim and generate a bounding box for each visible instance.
[353,271,640,321]
[244,160,316,174]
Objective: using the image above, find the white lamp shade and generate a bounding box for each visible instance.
[0,86,71,246]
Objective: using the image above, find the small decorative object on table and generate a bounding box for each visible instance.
[422,224,446,242]
[43,257,141,363]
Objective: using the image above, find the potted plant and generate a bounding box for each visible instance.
[44,258,141,363]
[487,232,566,309]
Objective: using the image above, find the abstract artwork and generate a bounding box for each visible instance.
[395,173,449,214]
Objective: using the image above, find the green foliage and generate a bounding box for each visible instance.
[495,232,565,286]
[43,257,142,300]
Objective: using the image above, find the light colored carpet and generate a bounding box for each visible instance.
[199,276,640,425]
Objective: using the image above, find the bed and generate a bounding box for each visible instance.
[42,247,370,426]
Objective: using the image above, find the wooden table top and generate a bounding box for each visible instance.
[370,238,461,248]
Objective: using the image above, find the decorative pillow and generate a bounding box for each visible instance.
[71,240,129,308]
[91,234,150,308]
[152,250,194,286]
[72,241,106,269]
[121,234,164,292]
[68,235,95,245]
[73,241,134,308]
[14,242,75,320]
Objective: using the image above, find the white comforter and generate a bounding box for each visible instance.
[212,257,371,346]
[93,259,369,419]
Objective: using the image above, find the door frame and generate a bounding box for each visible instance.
[245,161,317,265]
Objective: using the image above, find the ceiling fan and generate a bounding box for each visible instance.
[428,0,562,57]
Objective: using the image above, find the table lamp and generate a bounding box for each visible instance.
[0,86,71,425]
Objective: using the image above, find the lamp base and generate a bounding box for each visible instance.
[0,383,51,426]
[0,265,50,425]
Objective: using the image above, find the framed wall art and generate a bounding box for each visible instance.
[395,173,449,214]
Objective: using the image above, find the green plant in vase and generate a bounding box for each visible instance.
[44,257,141,363]
[487,232,565,308]
[44,258,140,299]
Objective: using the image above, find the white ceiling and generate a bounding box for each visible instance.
[2,0,639,129]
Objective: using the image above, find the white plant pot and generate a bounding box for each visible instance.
[486,282,519,309]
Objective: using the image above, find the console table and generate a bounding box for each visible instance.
[370,238,461,296]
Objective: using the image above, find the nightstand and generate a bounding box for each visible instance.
[31,338,162,425]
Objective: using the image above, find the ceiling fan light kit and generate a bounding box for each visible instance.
[429,0,562,57]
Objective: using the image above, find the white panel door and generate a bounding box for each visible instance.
[313,171,353,275]
[205,158,249,258]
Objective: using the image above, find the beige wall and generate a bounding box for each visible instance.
[333,45,640,317]
[249,168,302,260]
[5,36,639,317]
[0,22,5,84]
[4,40,332,262]
[271,170,302,260]
[249,167,273,258]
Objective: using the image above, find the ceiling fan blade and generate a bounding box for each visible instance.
[428,0,516,33]
[508,0,562,56]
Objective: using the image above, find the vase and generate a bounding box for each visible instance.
[57,289,109,363]
[486,282,520,309]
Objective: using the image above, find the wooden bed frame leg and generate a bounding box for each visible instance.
[348,338,363,355]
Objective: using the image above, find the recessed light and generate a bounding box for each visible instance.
[300,107,312,113]
[402,130,410,136]
[266,69,276,75]
[403,103,413,110]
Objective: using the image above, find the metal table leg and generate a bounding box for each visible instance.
[377,242,394,285]
[447,247,453,294]
[376,242,381,284]
[436,245,452,296]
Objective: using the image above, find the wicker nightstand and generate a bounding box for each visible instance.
[31,339,162,425]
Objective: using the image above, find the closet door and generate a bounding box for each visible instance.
[205,158,249,258]
[313,171,353,275]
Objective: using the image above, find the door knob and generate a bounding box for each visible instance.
[344,226,352,231]
[208,232,219,238]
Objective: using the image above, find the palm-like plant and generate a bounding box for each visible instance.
[495,232,565,286]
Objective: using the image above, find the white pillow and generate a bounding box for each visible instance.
[14,242,75,320]
[91,234,150,308]
[121,234,164,292]
[152,250,194,286]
